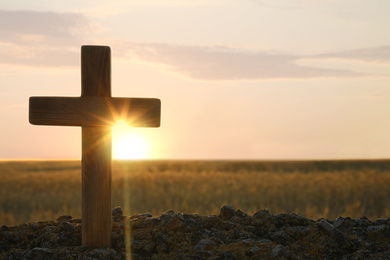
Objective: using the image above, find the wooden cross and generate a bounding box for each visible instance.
[29,45,161,248]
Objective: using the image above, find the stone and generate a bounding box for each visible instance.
[59,222,77,232]
[0,225,10,231]
[112,206,124,222]
[163,209,175,214]
[318,220,346,244]
[194,239,217,251]
[219,205,235,221]
[56,215,72,222]
[130,213,152,219]
[373,218,388,226]
[332,217,344,228]
[270,244,288,259]
[247,246,261,257]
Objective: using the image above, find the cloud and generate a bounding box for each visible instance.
[317,46,390,63]
[0,9,385,79]
[0,10,95,67]
[123,43,363,80]
[0,10,91,39]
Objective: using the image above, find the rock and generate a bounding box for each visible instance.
[130,213,152,219]
[235,209,248,218]
[194,239,217,251]
[56,215,72,222]
[219,205,235,221]
[373,218,388,226]
[332,217,344,228]
[270,244,288,259]
[248,246,261,256]
[368,225,387,232]
[0,225,10,231]
[112,206,124,222]
[253,208,271,218]
[163,209,175,214]
[59,222,76,232]
[318,220,346,244]
[1,207,390,259]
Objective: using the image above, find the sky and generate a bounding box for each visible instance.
[1,0,390,160]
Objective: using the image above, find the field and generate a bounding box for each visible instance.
[1,160,390,226]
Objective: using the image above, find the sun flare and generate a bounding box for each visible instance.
[112,120,149,160]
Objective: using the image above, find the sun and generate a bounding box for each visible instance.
[112,120,149,160]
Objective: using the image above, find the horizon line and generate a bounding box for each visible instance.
[1,158,390,162]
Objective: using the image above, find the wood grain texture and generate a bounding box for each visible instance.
[29,97,161,127]
[81,46,112,248]
[82,126,112,247]
[81,46,111,97]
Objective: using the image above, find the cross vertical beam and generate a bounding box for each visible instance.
[81,46,112,247]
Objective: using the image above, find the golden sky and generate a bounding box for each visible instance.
[1,0,390,159]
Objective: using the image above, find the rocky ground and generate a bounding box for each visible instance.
[1,206,390,259]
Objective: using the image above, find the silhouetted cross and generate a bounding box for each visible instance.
[29,45,161,247]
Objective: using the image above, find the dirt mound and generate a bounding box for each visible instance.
[1,206,390,259]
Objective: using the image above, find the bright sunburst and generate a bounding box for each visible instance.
[112,120,149,160]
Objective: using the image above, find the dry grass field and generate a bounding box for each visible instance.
[1,160,390,226]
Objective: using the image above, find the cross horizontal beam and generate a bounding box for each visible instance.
[29,96,161,127]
